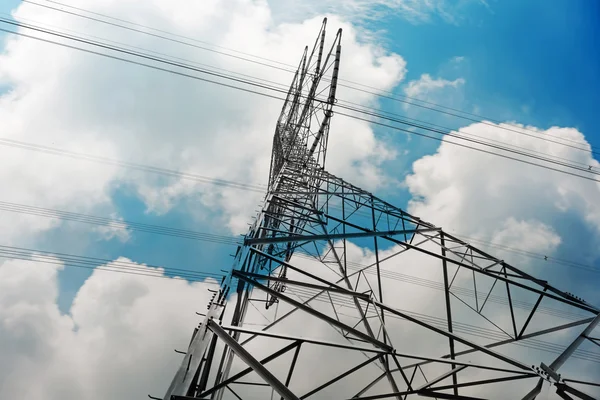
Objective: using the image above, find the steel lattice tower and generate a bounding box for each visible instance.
[162,20,600,400]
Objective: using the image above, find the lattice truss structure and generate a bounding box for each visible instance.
[162,20,600,400]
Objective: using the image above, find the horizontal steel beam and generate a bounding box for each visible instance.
[235,270,370,300]
[430,373,535,392]
[418,390,487,400]
[244,228,438,245]
[222,325,389,354]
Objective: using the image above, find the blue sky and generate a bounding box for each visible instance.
[1,0,600,312]
[375,0,600,159]
[2,2,600,398]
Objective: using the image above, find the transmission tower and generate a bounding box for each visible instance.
[162,19,600,400]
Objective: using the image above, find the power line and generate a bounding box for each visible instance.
[340,84,600,156]
[0,128,599,273]
[336,111,600,183]
[1,21,599,272]
[2,236,595,363]
[0,195,596,315]
[20,0,299,75]
[0,244,224,282]
[2,18,599,183]
[338,99,598,171]
[0,201,241,245]
[23,0,600,154]
[36,0,297,69]
[2,18,598,184]
[0,199,595,321]
[6,11,596,175]
[0,137,266,192]
[0,10,293,95]
[0,17,294,99]
[336,103,600,176]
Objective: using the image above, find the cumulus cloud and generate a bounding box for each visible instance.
[404,73,465,104]
[0,0,406,238]
[0,257,216,399]
[405,121,600,283]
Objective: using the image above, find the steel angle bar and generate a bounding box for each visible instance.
[347,388,488,400]
[586,337,600,349]
[556,389,576,400]
[390,352,537,375]
[206,320,301,400]
[244,228,438,245]
[484,269,532,279]
[449,291,513,339]
[549,312,600,371]
[418,390,487,400]
[429,373,535,392]
[503,267,519,339]
[415,365,467,391]
[555,383,596,400]
[344,390,415,400]
[311,209,403,397]
[518,289,547,338]
[343,236,432,277]
[317,214,596,314]
[222,325,390,354]
[234,270,370,300]
[350,372,387,399]
[226,386,243,400]
[249,247,357,294]
[299,353,381,399]
[440,232,458,394]
[231,381,270,386]
[283,343,302,400]
[196,341,300,398]
[563,379,600,388]
[232,271,392,350]
[519,315,600,400]
[483,260,504,270]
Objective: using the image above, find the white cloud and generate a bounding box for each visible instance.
[405,121,600,264]
[93,215,131,242]
[0,257,217,399]
[0,0,407,238]
[404,73,466,102]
